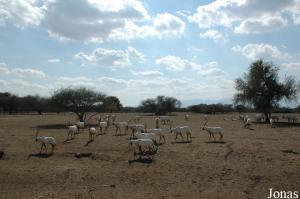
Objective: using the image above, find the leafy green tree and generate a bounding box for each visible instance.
[51,87,106,122]
[234,60,298,122]
[102,96,122,113]
[139,96,181,115]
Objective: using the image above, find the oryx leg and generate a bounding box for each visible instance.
[211,133,216,140]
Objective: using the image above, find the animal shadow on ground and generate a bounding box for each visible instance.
[154,142,165,146]
[171,140,192,144]
[85,140,94,146]
[63,138,74,143]
[282,149,300,155]
[36,124,68,130]
[96,133,106,137]
[114,133,127,137]
[273,122,300,128]
[128,157,154,164]
[27,152,53,159]
[205,140,226,144]
[74,152,96,160]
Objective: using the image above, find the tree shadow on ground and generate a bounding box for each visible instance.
[205,140,226,144]
[128,157,154,164]
[36,124,68,130]
[27,152,53,159]
[274,122,300,128]
[171,140,192,144]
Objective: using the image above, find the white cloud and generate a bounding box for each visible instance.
[0,1,185,41]
[234,15,288,34]
[176,10,191,18]
[96,76,127,85]
[282,62,300,69]
[198,61,228,77]
[74,46,144,68]
[156,56,188,71]
[188,0,298,34]
[131,70,163,76]
[42,0,149,42]
[48,58,61,63]
[11,68,46,78]
[126,46,145,62]
[0,0,44,28]
[200,29,226,42]
[187,47,203,53]
[109,12,185,41]
[151,13,185,38]
[188,0,238,29]
[0,79,49,96]
[0,62,9,74]
[0,62,46,78]
[58,76,92,82]
[198,67,227,77]
[232,43,290,61]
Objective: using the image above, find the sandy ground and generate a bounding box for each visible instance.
[0,112,299,199]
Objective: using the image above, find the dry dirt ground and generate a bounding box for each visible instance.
[0,112,299,199]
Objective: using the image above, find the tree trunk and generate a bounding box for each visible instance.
[79,114,84,122]
[264,111,270,123]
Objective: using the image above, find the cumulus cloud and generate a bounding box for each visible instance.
[198,67,227,77]
[74,46,144,68]
[234,15,288,34]
[176,10,191,18]
[155,56,228,79]
[109,12,185,41]
[198,61,228,77]
[0,62,46,78]
[188,0,298,34]
[41,0,149,42]
[11,68,46,78]
[155,55,201,71]
[0,62,9,74]
[282,62,300,69]
[0,0,44,28]
[0,0,185,41]
[131,70,163,76]
[126,46,145,62]
[96,76,128,85]
[0,79,49,96]
[156,56,187,71]
[151,13,185,38]
[200,29,226,42]
[232,43,290,61]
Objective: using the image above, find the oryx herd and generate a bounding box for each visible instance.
[33,112,298,161]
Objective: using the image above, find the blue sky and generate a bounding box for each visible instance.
[0,0,300,107]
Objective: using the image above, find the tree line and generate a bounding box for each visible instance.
[0,59,299,122]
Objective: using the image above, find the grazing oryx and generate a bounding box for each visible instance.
[170,126,192,142]
[282,114,297,123]
[256,113,265,123]
[67,125,78,140]
[35,129,56,154]
[202,118,223,141]
[88,127,97,141]
[159,116,171,125]
[113,122,128,135]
